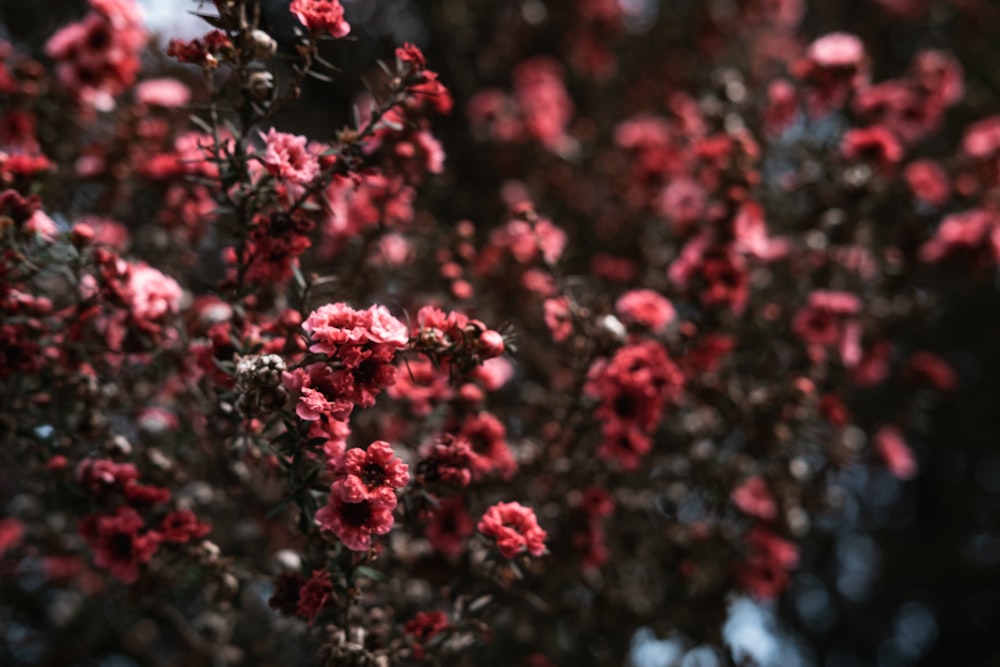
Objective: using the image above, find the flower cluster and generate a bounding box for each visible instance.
[316,441,409,551]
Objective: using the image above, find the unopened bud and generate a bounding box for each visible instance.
[248,30,277,60]
[478,330,505,358]
[246,71,274,102]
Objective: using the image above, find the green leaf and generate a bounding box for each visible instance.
[354,566,387,583]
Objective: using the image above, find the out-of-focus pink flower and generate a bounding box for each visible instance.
[135,78,190,107]
[874,425,918,480]
[544,297,574,343]
[615,289,676,333]
[731,476,778,520]
[478,501,547,558]
[260,128,320,185]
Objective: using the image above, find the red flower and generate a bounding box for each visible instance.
[76,458,139,495]
[296,570,335,626]
[315,495,395,552]
[459,412,517,480]
[426,495,474,557]
[478,502,547,559]
[0,517,24,556]
[736,527,799,599]
[332,441,410,506]
[405,610,449,660]
[79,507,161,584]
[418,434,475,487]
[290,0,350,38]
[159,510,212,543]
[904,159,951,207]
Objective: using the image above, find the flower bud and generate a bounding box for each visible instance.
[248,29,277,60]
[478,330,505,358]
[246,71,275,102]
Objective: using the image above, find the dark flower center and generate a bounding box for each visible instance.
[362,462,386,488]
[340,501,372,526]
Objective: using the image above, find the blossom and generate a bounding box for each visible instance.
[134,78,190,107]
[731,476,778,521]
[405,611,450,660]
[544,296,574,342]
[79,507,161,584]
[874,425,918,480]
[904,159,950,207]
[840,125,905,170]
[315,495,395,551]
[296,570,335,626]
[127,263,183,323]
[332,441,410,506]
[903,351,958,391]
[387,355,452,415]
[0,518,24,556]
[76,458,139,494]
[303,302,370,354]
[478,501,547,559]
[365,304,410,346]
[417,434,475,487]
[736,527,799,600]
[426,495,474,557]
[792,290,863,367]
[44,0,147,110]
[615,289,676,333]
[460,412,517,480]
[290,0,351,38]
[158,510,212,543]
[260,128,320,185]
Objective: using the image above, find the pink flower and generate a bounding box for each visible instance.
[460,412,517,480]
[364,304,409,346]
[290,0,351,38]
[478,502,547,558]
[260,128,320,185]
[807,32,865,69]
[513,58,575,153]
[315,495,395,551]
[426,495,474,556]
[840,125,905,170]
[127,263,182,322]
[135,78,191,107]
[303,302,369,354]
[296,570,335,625]
[657,178,707,234]
[731,476,778,520]
[615,289,676,333]
[544,297,574,342]
[0,518,24,556]
[737,527,799,600]
[332,441,410,505]
[874,425,918,480]
[904,159,950,207]
[418,434,475,487]
[962,115,1000,160]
